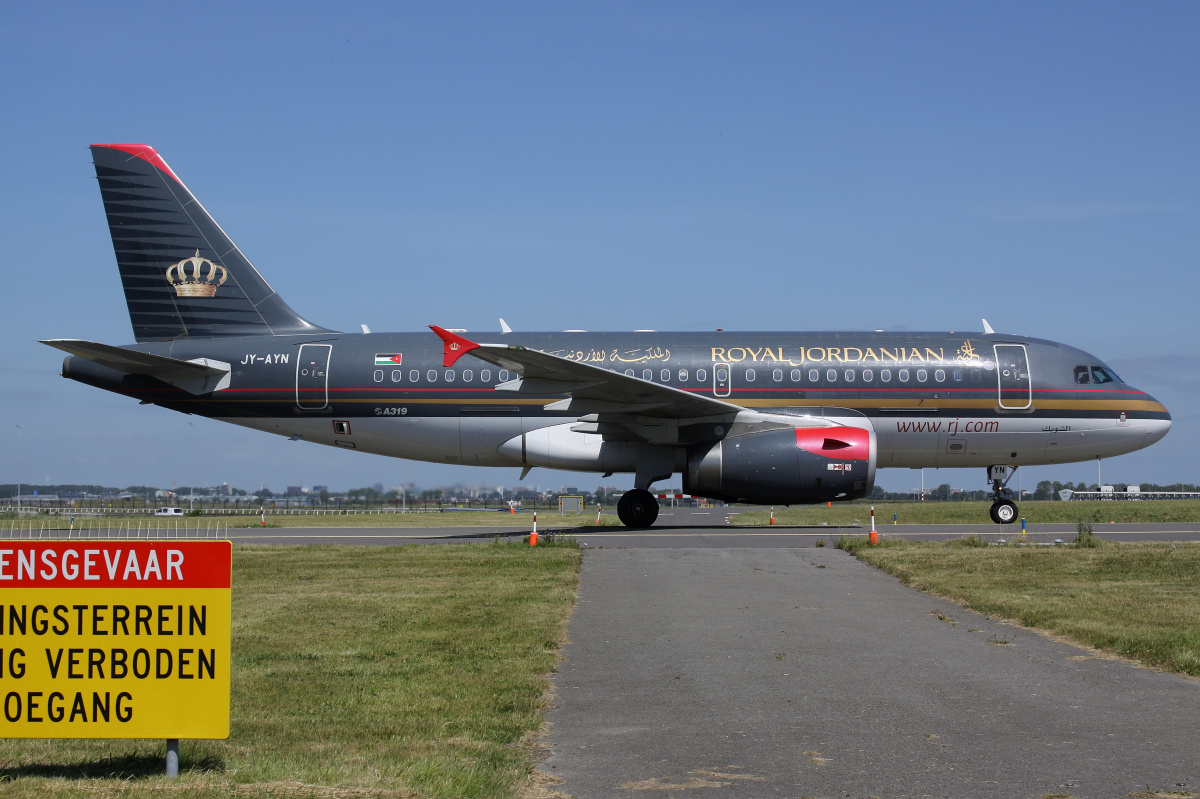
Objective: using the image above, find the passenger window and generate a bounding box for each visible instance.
[661,369,671,382]
[844,370,855,382]
[697,369,707,381]
[809,369,820,382]
[427,370,437,382]
[409,370,420,382]
[499,370,510,382]
[480,369,491,382]
[625,369,635,377]
[391,370,402,382]
[746,369,756,382]
[862,369,873,382]
[953,369,963,382]
[899,369,910,382]
[643,369,653,381]
[445,370,455,382]
[1074,366,1091,384]
[678,369,688,381]
[881,369,892,382]
[373,370,384,383]
[463,370,473,382]
[791,369,801,382]
[1091,366,1116,384]
[826,369,837,382]
[935,369,945,382]
[773,369,783,382]
[917,369,928,382]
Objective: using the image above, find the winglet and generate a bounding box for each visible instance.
[429,325,481,367]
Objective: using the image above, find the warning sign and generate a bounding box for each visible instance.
[0,541,231,739]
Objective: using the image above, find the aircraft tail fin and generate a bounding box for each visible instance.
[90,144,333,342]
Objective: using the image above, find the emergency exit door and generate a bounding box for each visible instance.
[994,344,1031,409]
[713,363,731,397]
[296,344,331,410]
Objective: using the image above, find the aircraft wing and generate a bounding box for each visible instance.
[430,326,740,419]
[41,339,231,395]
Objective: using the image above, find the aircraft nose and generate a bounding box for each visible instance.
[1141,394,1171,447]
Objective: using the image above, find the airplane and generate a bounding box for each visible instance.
[43,144,1172,528]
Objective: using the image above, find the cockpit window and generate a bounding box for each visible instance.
[1073,366,1091,384]
[1091,366,1118,384]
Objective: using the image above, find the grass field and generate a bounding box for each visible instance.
[838,537,1200,677]
[0,542,581,798]
[235,511,601,529]
[0,510,602,530]
[730,499,1200,526]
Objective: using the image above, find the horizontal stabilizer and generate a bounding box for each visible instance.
[41,339,231,395]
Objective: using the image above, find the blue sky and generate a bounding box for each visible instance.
[2,1,1196,495]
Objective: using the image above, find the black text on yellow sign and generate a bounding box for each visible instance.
[0,541,231,739]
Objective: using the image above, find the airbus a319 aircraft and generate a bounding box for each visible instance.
[45,144,1172,527]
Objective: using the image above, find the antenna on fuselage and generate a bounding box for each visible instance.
[981,318,995,334]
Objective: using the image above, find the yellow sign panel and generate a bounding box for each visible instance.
[0,541,231,739]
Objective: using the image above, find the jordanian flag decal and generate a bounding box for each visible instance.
[375,353,403,366]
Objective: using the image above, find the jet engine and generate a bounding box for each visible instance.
[683,423,876,505]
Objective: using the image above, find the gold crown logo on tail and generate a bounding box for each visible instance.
[165,250,228,297]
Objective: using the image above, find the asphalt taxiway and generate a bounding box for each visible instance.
[542,546,1199,797]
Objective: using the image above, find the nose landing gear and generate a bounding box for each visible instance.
[988,465,1018,524]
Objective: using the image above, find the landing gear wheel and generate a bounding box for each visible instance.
[990,500,1018,524]
[617,489,660,528]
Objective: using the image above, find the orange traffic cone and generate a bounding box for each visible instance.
[769,509,775,525]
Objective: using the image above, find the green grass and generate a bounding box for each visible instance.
[0,541,581,798]
[731,499,1200,526]
[2,510,602,530]
[235,511,601,529]
[838,538,1200,676]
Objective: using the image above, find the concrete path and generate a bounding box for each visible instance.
[543,547,1199,798]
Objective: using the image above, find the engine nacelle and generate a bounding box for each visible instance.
[683,424,876,505]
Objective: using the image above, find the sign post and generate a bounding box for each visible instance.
[0,541,232,774]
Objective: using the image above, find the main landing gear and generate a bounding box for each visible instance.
[988,465,1018,524]
[617,489,660,528]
